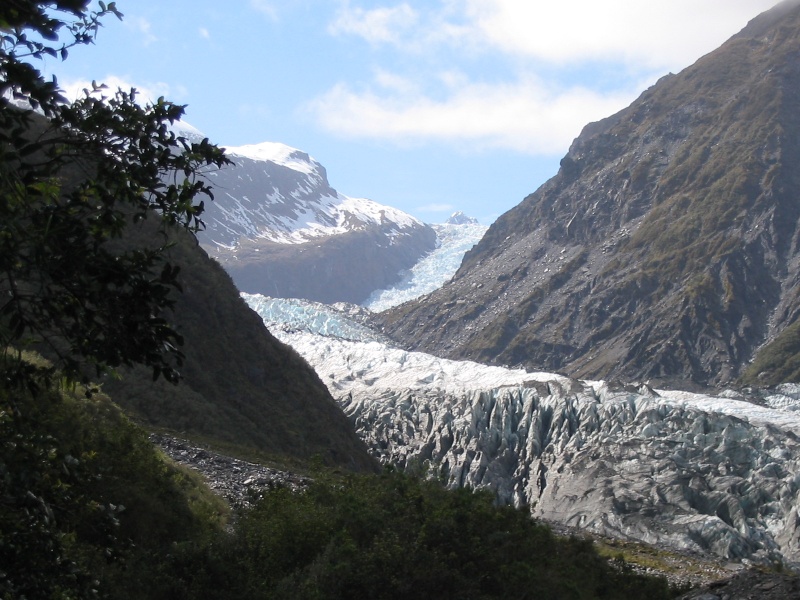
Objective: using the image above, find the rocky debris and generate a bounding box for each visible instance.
[152,435,309,507]
[677,569,800,600]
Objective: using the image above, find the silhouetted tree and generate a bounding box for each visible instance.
[0,0,230,385]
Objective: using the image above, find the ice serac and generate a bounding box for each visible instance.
[376,1,800,387]
[340,380,800,566]
[245,294,800,567]
[339,357,800,567]
[197,142,436,304]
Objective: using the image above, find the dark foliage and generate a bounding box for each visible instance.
[0,358,226,599]
[0,0,230,384]
[150,470,676,600]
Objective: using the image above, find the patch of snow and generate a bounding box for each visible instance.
[223,142,317,175]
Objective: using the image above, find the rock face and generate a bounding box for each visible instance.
[198,142,436,304]
[377,0,800,387]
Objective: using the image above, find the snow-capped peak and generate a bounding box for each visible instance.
[222,141,317,176]
[168,119,207,144]
[446,211,479,225]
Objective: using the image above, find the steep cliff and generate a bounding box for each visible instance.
[102,221,376,471]
[377,0,800,388]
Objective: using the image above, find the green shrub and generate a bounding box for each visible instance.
[0,357,227,599]
[164,469,676,600]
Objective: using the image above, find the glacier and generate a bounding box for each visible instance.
[245,288,800,567]
[240,218,800,567]
[363,220,488,312]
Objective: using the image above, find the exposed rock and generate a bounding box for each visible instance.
[375,1,800,388]
[214,226,436,304]
[197,143,436,304]
[152,435,309,507]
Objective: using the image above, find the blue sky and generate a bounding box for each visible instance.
[45,0,777,224]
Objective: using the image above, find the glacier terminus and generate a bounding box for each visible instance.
[243,236,800,569]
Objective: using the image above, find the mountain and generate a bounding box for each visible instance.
[245,293,800,567]
[375,0,800,389]
[196,142,436,304]
[101,219,376,472]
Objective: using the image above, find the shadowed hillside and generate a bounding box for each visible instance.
[102,220,377,471]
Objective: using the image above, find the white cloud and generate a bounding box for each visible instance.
[250,0,279,20]
[58,76,186,106]
[328,2,474,51]
[313,1,779,155]
[331,1,777,69]
[373,68,420,95]
[124,16,157,46]
[329,2,419,45]
[463,0,777,70]
[199,27,211,40]
[307,73,640,155]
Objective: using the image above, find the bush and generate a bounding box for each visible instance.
[0,357,227,599]
[164,469,676,600]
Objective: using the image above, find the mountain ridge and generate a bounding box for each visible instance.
[100,218,377,472]
[197,141,437,304]
[375,0,800,388]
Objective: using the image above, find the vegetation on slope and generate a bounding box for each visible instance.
[375,2,800,387]
[147,469,678,600]
[100,222,377,472]
[740,319,800,386]
[0,357,227,599]
[2,368,679,600]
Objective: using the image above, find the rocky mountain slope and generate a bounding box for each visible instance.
[377,0,800,388]
[197,142,436,304]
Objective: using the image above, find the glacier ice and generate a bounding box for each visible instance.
[242,233,800,567]
[243,294,388,344]
[363,222,487,312]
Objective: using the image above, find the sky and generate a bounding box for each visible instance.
[43,0,779,225]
